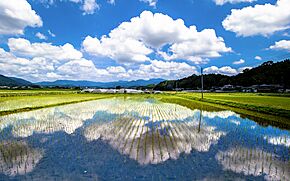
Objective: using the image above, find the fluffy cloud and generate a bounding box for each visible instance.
[107,0,158,6]
[238,66,252,72]
[48,30,56,37]
[35,32,47,40]
[55,60,197,81]
[41,0,157,13]
[83,36,153,65]
[222,0,290,36]
[0,0,42,35]
[203,66,238,75]
[40,0,99,15]
[0,48,54,81]
[107,0,115,4]
[0,35,199,82]
[232,59,245,64]
[214,0,256,5]
[82,0,99,15]
[203,65,252,75]
[83,11,231,65]
[269,40,290,52]
[56,59,110,80]
[255,56,262,60]
[0,46,108,82]
[140,0,158,7]
[106,66,126,74]
[8,38,83,62]
[1,39,247,81]
[129,60,197,80]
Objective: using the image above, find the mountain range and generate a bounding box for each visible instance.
[36,78,165,88]
[0,75,33,87]
[0,75,164,88]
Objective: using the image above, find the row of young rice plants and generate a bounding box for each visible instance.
[156,104,179,161]
[216,145,289,180]
[135,104,149,163]
[172,109,193,155]
[0,140,43,176]
[154,105,169,162]
[150,104,157,163]
[162,105,183,159]
[107,102,131,149]
[114,99,146,158]
[157,103,183,160]
[127,103,147,161]
[166,104,194,155]
[120,105,141,155]
[212,115,290,180]
[172,108,192,153]
[138,101,152,164]
[109,104,136,153]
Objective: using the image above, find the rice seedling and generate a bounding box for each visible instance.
[0,141,43,176]
[216,146,290,180]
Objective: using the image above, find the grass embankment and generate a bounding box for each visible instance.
[0,90,116,116]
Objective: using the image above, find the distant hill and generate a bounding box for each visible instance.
[232,60,290,87]
[9,77,34,86]
[37,78,165,88]
[0,74,33,87]
[154,59,290,90]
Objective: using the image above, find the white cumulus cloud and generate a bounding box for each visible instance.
[233,59,245,64]
[0,42,198,82]
[222,0,290,36]
[82,0,99,15]
[203,66,238,75]
[214,0,256,5]
[35,32,47,40]
[0,0,42,35]
[130,60,197,80]
[269,40,290,52]
[255,56,262,60]
[8,38,83,62]
[238,66,252,73]
[40,0,99,15]
[140,0,158,7]
[82,11,231,65]
[48,30,56,37]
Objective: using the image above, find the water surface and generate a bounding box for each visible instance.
[0,97,289,180]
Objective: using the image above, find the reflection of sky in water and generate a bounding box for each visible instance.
[0,97,289,180]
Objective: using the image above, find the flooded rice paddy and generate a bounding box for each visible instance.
[0,97,289,180]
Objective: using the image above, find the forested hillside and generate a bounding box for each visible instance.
[154,60,290,90]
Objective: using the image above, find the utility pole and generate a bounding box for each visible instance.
[201,67,204,99]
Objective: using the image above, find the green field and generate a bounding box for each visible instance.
[0,89,78,97]
[172,92,290,118]
[0,90,289,129]
[176,92,290,110]
[0,90,115,115]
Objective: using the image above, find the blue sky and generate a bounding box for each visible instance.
[0,0,289,82]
